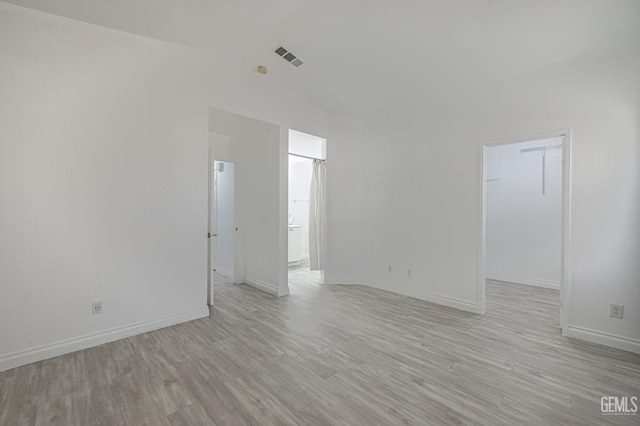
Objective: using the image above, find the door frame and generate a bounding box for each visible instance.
[478,129,572,331]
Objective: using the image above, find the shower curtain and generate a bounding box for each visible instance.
[309,159,325,271]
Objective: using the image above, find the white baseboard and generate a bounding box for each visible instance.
[563,325,640,355]
[363,281,482,314]
[487,274,560,289]
[324,278,361,285]
[0,307,209,373]
[243,276,279,296]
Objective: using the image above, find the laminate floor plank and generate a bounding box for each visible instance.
[1,273,639,425]
[166,401,217,426]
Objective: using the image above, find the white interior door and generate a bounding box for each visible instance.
[208,159,236,306]
[207,151,216,305]
[213,161,236,281]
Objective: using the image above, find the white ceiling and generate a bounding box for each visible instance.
[6,0,640,117]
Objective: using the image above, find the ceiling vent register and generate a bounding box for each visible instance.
[275,46,303,67]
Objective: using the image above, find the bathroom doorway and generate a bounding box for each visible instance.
[288,130,326,290]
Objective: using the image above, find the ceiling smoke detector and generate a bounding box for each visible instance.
[274,46,304,68]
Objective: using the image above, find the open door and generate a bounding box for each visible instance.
[207,150,215,305]
[208,158,236,306]
[213,160,236,281]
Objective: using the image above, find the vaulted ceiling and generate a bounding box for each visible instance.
[5,0,640,116]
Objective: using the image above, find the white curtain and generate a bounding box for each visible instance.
[309,159,326,271]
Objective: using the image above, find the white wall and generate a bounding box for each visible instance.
[209,133,233,162]
[288,156,313,258]
[360,43,640,352]
[235,127,283,295]
[324,116,364,285]
[0,4,327,371]
[289,129,326,160]
[486,137,563,288]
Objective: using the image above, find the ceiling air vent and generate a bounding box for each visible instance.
[274,46,304,68]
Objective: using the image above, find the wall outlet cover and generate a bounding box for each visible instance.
[609,304,623,319]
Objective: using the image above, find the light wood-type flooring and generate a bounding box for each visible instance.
[288,258,322,287]
[1,275,639,425]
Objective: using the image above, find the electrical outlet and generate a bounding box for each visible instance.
[92,301,103,315]
[388,265,392,272]
[610,304,623,319]
[407,269,412,278]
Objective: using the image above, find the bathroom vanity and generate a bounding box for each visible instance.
[288,225,302,265]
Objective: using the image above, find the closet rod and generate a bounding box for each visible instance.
[520,144,563,153]
[520,144,562,195]
[288,153,325,161]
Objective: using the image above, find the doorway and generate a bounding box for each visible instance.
[208,107,283,301]
[479,131,572,331]
[288,130,327,290]
[208,158,236,305]
[213,161,236,273]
